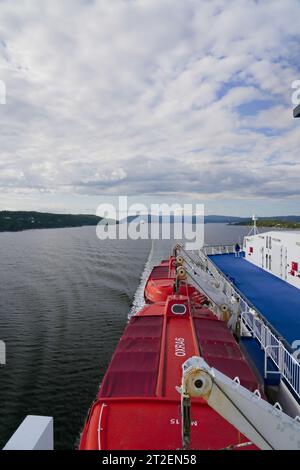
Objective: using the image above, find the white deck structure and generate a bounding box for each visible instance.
[244,231,300,289]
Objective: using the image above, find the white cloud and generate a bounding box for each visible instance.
[0,0,299,213]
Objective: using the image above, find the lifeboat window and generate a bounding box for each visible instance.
[171,304,187,315]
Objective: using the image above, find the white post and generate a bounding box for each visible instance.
[3,416,53,450]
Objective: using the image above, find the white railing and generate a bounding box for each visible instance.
[241,309,300,400]
[181,247,300,401]
[202,244,236,256]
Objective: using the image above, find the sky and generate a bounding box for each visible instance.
[0,0,300,216]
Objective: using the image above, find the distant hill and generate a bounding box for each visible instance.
[0,211,107,232]
[205,215,245,223]
[232,216,300,229]
[122,214,300,228]
[2,211,300,233]
[122,214,245,224]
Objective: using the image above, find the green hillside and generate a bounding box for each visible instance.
[0,211,104,232]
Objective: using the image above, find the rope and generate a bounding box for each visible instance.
[220,441,253,450]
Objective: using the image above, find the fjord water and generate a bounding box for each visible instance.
[0,223,253,449]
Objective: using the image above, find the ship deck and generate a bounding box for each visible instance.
[209,253,300,346]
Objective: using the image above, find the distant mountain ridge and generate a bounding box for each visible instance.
[1,211,300,233]
[123,214,300,227]
[123,214,244,223]
[231,216,300,229]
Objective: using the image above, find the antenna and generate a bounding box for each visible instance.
[247,214,259,236]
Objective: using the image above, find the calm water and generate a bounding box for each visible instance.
[0,223,256,449]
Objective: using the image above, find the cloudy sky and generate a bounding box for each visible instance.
[0,0,299,216]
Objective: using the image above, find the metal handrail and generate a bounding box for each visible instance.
[179,246,227,319]
[97,403,107,450]
[242,310,300,399]
[264,345,281,378]
[202,244,236,256]
[185,267,220,318]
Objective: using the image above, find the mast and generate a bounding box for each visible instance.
[247,214,259,237]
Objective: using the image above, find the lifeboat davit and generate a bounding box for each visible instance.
[144,256,197,302]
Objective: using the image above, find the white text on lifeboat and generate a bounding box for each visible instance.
[175,337,186,357]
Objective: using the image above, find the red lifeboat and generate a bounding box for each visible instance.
[79,254,262,450]
[144,257,197,303]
